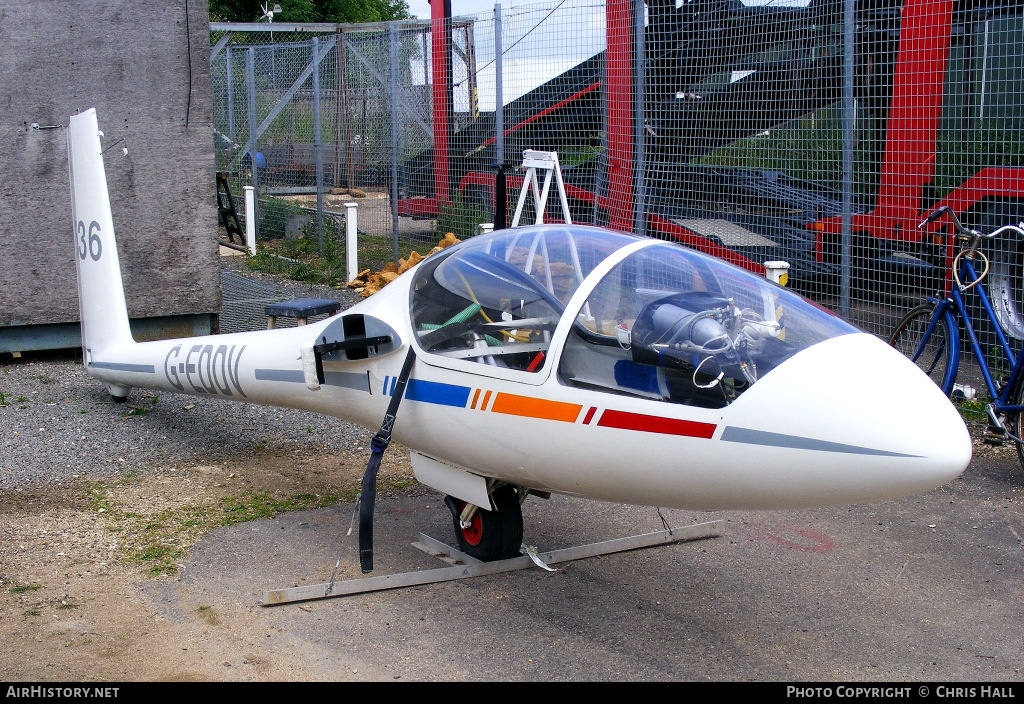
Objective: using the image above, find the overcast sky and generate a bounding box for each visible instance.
[405,0,542,20]
[404,0,814,20]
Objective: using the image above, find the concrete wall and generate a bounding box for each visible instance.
[0,0,219,351]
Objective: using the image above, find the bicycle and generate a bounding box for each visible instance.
[887,204,1024,469]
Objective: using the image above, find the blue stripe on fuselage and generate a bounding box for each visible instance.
[404,379,471,407]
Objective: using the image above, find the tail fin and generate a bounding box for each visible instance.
[68,109,134,356]
[68,109,134,399]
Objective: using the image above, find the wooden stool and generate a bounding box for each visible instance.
[265,298,342,329]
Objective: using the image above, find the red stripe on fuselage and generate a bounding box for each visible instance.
[597,410,716,438]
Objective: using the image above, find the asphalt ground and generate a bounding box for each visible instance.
[2,258,1022,684]
[150,440,1024,683]
[5,355,1020,683]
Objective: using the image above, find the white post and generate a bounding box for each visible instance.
[764,260,790,286]
[345,202,359,282]
[243,186,257,255]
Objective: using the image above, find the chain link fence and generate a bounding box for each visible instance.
[210,0,1024,367]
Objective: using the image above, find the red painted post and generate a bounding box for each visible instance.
[431,0,452,204]
[603,0,635,231]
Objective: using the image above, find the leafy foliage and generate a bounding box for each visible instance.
[209,0,412,24]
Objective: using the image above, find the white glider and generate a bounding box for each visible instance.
[68,108,970,570]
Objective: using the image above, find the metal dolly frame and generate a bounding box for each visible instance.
[261,519,722,606]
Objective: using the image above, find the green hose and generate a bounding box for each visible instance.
[420,302,502,346]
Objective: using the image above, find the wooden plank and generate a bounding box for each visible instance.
[261,520,721,606]
[1,1,219,331]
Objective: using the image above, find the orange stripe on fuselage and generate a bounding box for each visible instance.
[490,392,582,423]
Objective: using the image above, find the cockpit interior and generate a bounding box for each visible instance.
[411,225,858,408]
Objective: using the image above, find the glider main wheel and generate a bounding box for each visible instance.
[445,486,523,562]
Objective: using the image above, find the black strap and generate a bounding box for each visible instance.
[358,346,417,573]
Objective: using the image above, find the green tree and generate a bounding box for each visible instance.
[209,0,412,23]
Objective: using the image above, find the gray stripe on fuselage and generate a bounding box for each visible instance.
[89,362,156,374]
[254,368,368,392]
[720,426,921,458]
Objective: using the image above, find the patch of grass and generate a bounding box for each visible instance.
[383,477,416,495]
[245,226,423,288]
[120,407,150,417]
[218,491,342,526]
[83,469,410,578]
[84,482,113,515]
[196,605,219,625]
[435,193,491,241]
[127,544,187,576]
[8,582,41,595]
[108,487,349,576]
[120,503,210,575]
[23,610,40,617]
[954,395,989,424]
[29,374,54,384]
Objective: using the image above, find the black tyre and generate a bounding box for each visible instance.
[977,199,1024,342]
[445,485,523,562]
[888,303,953,392]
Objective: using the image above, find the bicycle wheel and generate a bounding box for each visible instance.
[888,303,954,392]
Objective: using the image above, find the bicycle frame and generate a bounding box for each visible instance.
[922,254,1024,424]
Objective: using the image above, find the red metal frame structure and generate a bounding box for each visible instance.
[602,0,636,232]
[414,0,1024,290]
[425,0,811,279]
[418,0,639,233]
[813,0,1024,292]
[817,0,963,244]
[431,0,452,209]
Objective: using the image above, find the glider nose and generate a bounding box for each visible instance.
[860,334,971,482]
[828,333,971,491]
[735,333,971,505]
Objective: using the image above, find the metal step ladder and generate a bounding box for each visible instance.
[511,150,573,227]
[216,172,245,247]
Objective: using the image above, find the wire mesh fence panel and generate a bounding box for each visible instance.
[210,0,1024,392]
[476,1,608,229]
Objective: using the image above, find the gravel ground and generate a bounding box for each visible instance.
[0,255,373,491]
[0,255,431,682]
[3,255,1023,683]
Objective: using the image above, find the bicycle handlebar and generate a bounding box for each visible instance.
[918,205,1024,244]
[919,205,952,227]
